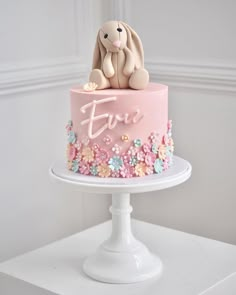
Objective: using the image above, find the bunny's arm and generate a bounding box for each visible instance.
[123,47,135,76]
[103,51,115,78]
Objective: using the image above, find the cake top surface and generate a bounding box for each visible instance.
[71,83,167,96]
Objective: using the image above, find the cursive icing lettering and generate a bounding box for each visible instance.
[80,96,144,139]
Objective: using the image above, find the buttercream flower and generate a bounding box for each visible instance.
[92,143,100,152]
[66,120,73,132]
[121,153,131,164]
[112,144,121,155]
[128,146,138,156]
[97,163,111,178]
[152,143,158,154]
[167,155,174,167]
[129,156,138,166]
[120,165,134,178]
[143,143,151,153]
[82,136,90,146]
[158,144,166,160]
[167,120,172,130]
[95,149,109,164]
[67,144,77,161]
[103,135,112,145]
[168,130,172,138]
[72,160,79,173]
[67,161,73,170]
[133,138,142,147]
[154,159,163,174]
[111,170,120,178]
[82,147,94,163]
[79,161,90,175]
[68,130,76,144]
[169,138,174,147]
[149,131,159,144]
[121,134,129,142]
[109,156,123,171]
[137,151,145,162]
[134,163,147,177]
[90,165,98,176]
[146,166,154,175]
[145,152,156,166]
[76,151,82,161]
[83,82,98,92]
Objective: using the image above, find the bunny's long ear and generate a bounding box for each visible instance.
[120,21,144,69]
[92,31,106,69]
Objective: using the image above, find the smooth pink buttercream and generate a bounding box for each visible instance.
[70,83,168,154]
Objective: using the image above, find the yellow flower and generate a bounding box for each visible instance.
[97,163,111,178]
[158,144,166,160]
[82,147,94,163]
[67,160,73,170]
[134,163,147,177]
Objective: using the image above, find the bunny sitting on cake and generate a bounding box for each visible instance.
[89,20,149,90]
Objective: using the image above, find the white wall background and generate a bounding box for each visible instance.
[0,0,235,262]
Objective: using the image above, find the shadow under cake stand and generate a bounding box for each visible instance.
[50,155,192,284]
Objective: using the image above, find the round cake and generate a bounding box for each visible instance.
[65,20,174,177]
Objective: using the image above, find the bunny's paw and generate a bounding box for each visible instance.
[129,68,149,90]
[89,69,110,90]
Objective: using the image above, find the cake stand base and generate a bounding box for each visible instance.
[83,193,162,283]
[50,156,192,284]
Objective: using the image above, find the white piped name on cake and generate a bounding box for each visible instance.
[80,96,144,139]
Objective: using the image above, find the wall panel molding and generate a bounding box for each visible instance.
[0,57,88,95]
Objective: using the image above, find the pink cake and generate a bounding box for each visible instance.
[65,21,174,177]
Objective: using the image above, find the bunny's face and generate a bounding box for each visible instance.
[99,21,127,53]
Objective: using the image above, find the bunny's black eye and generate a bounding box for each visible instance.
[104,33,108,39]
[117,28,122,32]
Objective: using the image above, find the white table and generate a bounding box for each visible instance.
[0,220,236,295]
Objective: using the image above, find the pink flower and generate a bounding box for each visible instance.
[120,165,134,178]
[134,163,147,177]
[75,140,81,151]
[127,146,138,156]
[111,170,120,178]
[143,143,151,153]
[79,161,90,175]
[137,151,145,162]
[112,144,121,155]
[121,153,131,164]
[97,163,111,178]
[82,147,94,163]
[82,136,90,146]
[146,166,154,175]
[95,149,109,164]
[103,135,112,145]
[149,131,159,144]
[167,120,172,130]
[145,152,156,166]
[76,151,82,161]
[67,144,77,161]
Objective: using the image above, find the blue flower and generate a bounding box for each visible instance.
[129,156,138,166]
[154,159,163,174]
[108,156,123,171]
[72,160,79,173]
[68,130,76,144]
[152,143,158,154]
[166,146,172,157]
[90,165,98,176]
[133,138,142,147]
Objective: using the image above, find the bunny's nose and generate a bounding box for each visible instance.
[113,40,121,48]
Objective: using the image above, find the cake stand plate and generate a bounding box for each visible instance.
[50,156,192,284]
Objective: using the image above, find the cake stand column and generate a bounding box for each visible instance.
[83,192,162,283]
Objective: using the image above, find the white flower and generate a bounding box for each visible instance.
[83,82,98,92]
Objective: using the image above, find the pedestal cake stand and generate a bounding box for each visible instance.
[50,155,192,284]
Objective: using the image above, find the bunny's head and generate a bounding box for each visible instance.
[92,20,144,70]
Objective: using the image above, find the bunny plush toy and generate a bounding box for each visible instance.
[89,20,149,90]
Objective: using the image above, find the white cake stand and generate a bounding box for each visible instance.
[50,156,192,284]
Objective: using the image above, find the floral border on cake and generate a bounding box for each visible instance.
[65,120,174,178]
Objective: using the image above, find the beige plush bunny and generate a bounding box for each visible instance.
[89,20,149,90]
